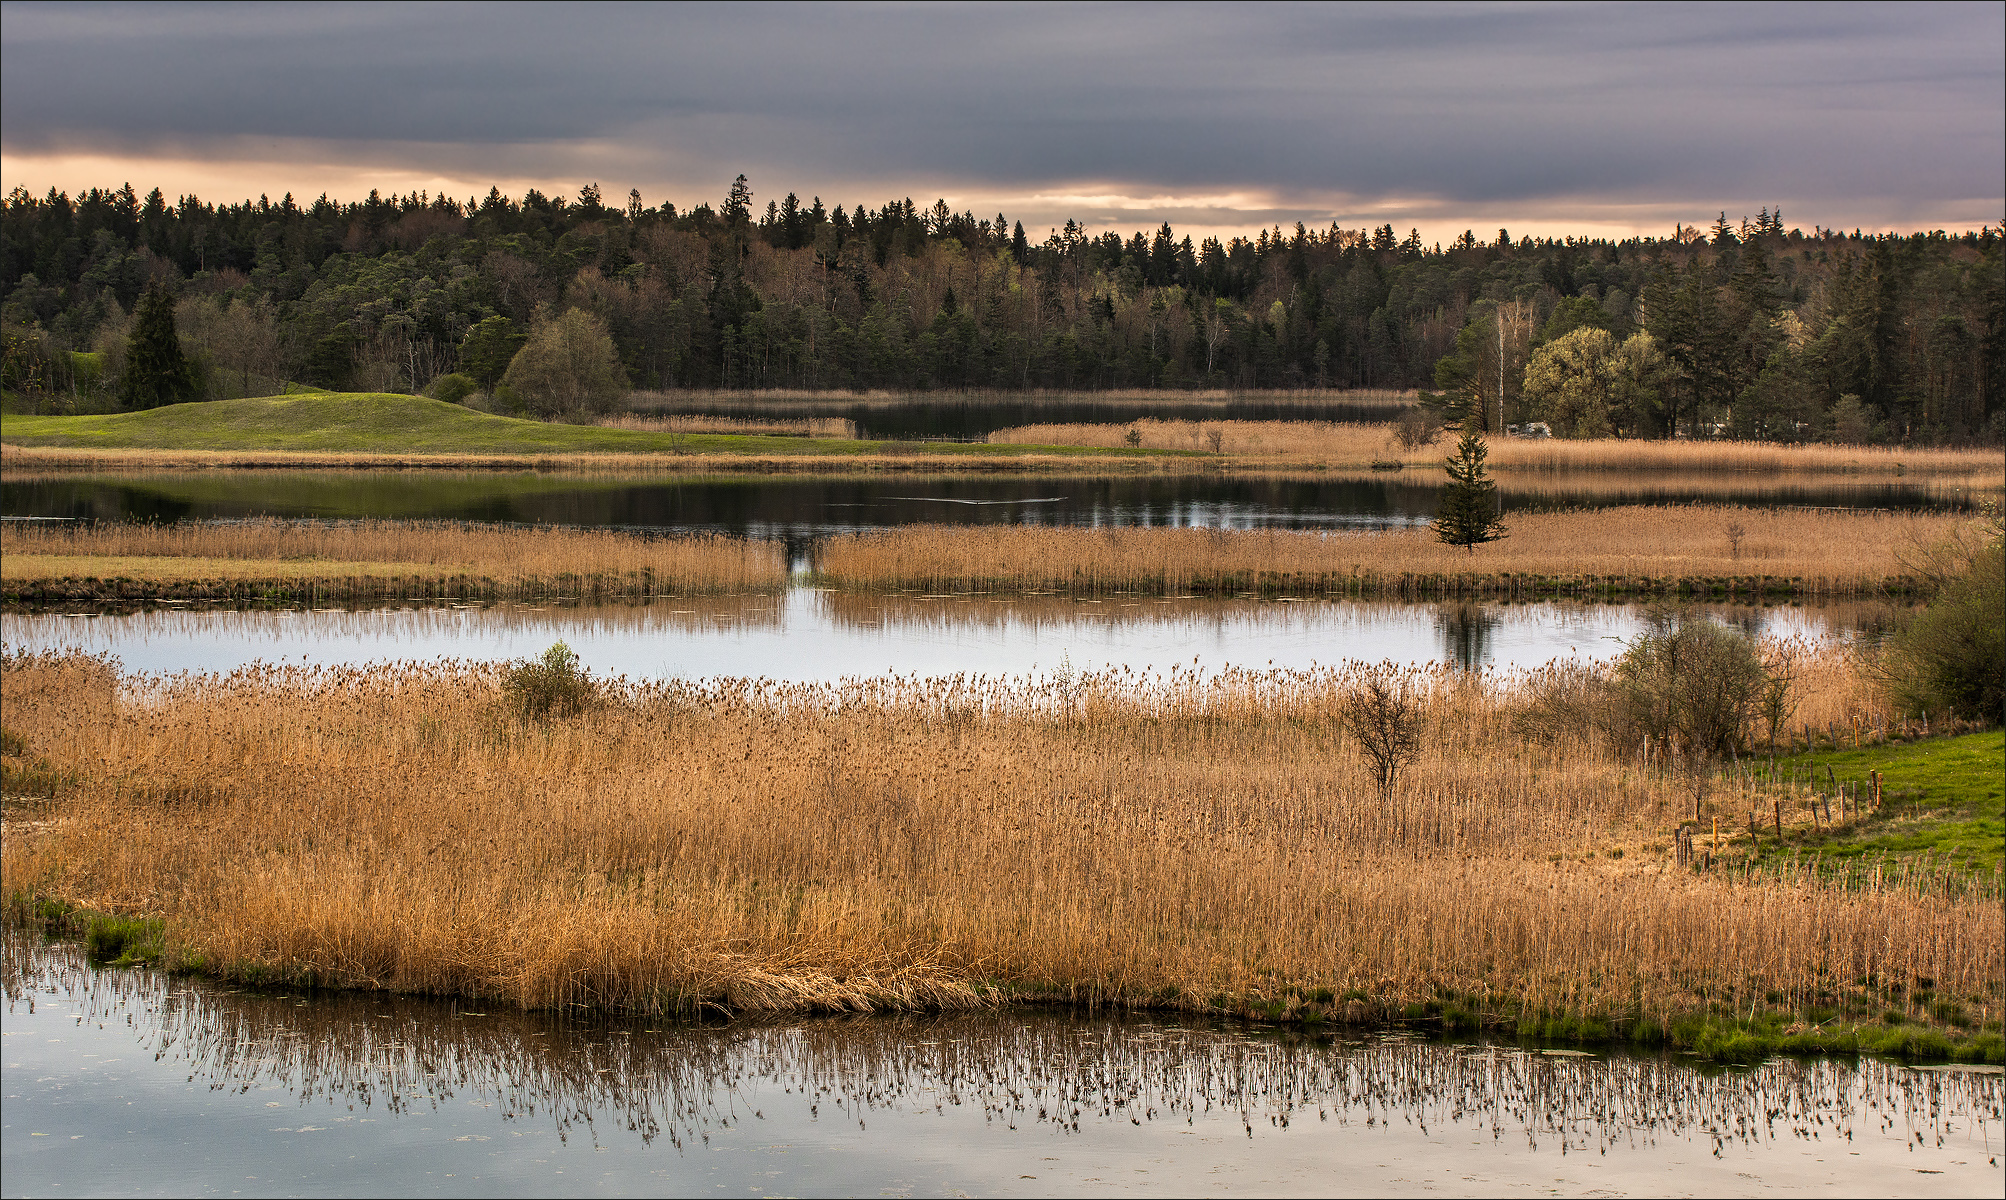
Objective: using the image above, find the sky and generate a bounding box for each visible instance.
[2,1,2000,245]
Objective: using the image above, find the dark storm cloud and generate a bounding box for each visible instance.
[3,1,1999,225]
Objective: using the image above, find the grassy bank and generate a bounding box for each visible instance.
[1735,730,2004,881]
[1,518,784,601]
[0,392,1172,462]
[817,507,1974,598]
[2,649,1997,1061]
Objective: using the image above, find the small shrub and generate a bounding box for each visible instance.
[429,372,476,404]
[1392,406,1442,451]
[503,642,597,721]
[1875,517,2003,722]
[1336,663,1427,795]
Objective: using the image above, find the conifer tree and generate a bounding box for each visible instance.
[121,281,197,410]
[1434,422,1508,555]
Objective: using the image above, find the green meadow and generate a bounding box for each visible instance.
[0,392,1168,459]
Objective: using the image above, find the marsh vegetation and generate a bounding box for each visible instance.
[3,629,1997,1060]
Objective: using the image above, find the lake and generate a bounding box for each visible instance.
[4,933,1998,1198]
[0,592,1872,680]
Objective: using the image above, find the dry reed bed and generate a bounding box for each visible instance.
[2,650,1994,1023]
[817,507,1970,597]
[989,420,2006,479]
[0,519,784,600]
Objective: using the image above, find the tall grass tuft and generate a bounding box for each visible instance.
[503,643,598,721]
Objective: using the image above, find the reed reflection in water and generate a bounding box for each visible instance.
[4,933,1999,1197]
[0,592,1862,681]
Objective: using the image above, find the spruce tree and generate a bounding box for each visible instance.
[121,282,197,410]
[1434,423,1508,555]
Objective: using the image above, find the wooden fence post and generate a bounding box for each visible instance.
[1772,800,1785,841]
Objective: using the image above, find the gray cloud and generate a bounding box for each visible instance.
[3,1,1998,232]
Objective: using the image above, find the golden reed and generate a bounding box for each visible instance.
[989,419,2006,478]
[1,518,783,599]
[3,649,1995,1023]
[817,507,1972,597]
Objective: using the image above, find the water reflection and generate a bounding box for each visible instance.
[4,933,1999,1198]
[1434,603,1498,670]
[3,470,1966,535]
[0,594,1866,681]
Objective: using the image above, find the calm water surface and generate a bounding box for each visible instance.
[0,594,1863,680]
[4,935,1999,1198]
[3,472,1964,536]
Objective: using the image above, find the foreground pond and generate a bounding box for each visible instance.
[0,594,1865,679]
[4,471,1966,536]
[3,935,1997,1198]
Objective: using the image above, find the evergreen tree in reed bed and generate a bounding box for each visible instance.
[1434,423,1508,555]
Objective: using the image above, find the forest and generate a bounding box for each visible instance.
[1,176,2000,443]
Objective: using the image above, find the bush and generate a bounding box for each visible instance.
[429,372,476,404]
[1877,516,2004,723]
[1391,406,1442,450]
[1604,608,1767,758]
[503,642,597,721]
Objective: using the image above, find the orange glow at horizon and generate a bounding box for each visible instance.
[5,150,1997,248]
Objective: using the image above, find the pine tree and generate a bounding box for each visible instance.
[121,281,197,410]
[1434,423,1508,555]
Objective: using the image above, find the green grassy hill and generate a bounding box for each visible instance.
[0,392,1159,458]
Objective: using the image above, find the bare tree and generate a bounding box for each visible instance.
[1391,406,1442,451]
[1337,664,1427,796]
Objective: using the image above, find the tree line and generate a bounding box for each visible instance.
[1,178,1999,442]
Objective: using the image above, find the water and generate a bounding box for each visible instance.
[0,594,1864,680]
[4,935,1998,1198]
[3,471,1961,537]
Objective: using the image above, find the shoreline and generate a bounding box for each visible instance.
[7,911,1996,1068]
